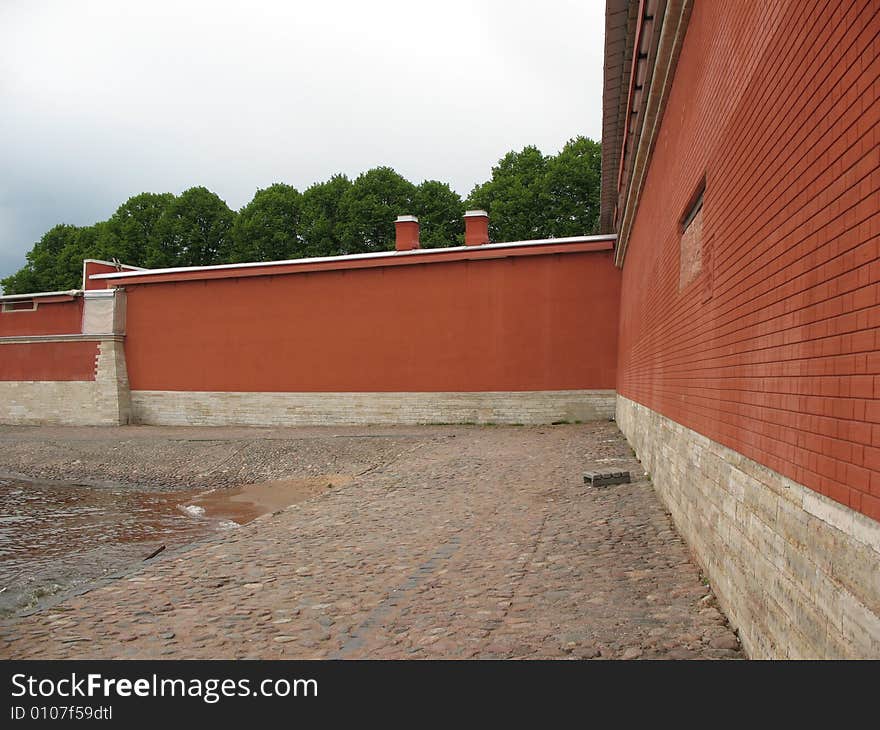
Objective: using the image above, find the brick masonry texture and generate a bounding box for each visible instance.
[0,339,130,426]
[130,389,616,426]
[616,0,880,522]
[95,339,131,425]
[0,381,105,426]
[617,395,880,658]
[678,207,703,291]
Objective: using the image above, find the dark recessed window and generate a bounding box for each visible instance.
[1,300,37,312]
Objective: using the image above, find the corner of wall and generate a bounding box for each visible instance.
[95,339,131,425]
[84,289,131,425]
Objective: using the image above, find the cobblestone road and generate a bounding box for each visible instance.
[1,423,743,659]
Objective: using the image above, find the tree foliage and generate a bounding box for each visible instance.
[1,224,104,293]
[544,136,602,237]
[467,146,550,242]
[465,137,601,242]
[300,174,352,258]
[99,192,175,267]
[148,187,235,268]
[338,167,416,254]
[413,180,465,248]
[1,136,601,294]
[228,184,303,263]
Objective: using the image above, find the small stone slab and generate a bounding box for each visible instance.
[584,470,631,488]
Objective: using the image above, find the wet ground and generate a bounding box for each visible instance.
[0,423,744,660]
[0,424,412,618]
[0,475,347,616]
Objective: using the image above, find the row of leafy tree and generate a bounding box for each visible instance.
[1,137,600,295]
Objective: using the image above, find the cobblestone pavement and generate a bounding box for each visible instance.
[0,424,419,490]
[0,423,743,659]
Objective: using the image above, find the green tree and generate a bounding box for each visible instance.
[0,266,41,295]
[28,224,82,291]
[466,138,602,242]
[544,136,602,236]
[413,180,464,248]
[1,133,602,294]
[98,192,175,267]
[60,223,110,283]
[467,145,550,242]
[228,184,303,263]
[338,167,415,254]
[149,187,235,268]
[300,174,352,257]
[1,224,84,293]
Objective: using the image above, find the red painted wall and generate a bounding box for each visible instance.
[84,261,119,289]
[0,341,98,381]
[83,260,143,289]
[123,250,620,393]
[617,0,880,519]
[0,298,83,337]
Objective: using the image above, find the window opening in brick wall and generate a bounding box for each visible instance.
[679,179,705,291]
[1,300,37,312]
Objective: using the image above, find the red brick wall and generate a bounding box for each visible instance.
[122,250,620,393]
[0,298,83,336]
[617,0,880,520]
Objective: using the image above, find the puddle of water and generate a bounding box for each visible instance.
[188,474,352,524]
[0,474,349,616]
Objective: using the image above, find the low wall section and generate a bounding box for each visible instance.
[99,241,621,426]
[0,292,130,426]
[1,241,620,426]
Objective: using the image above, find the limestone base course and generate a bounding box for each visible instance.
[130,389,616,426]
[616,395,880,659]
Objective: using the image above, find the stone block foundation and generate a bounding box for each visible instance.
[616,395,880,658]
[0,337,130,426]
[130,389,616,426]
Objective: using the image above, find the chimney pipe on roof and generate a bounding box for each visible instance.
[395,215,420,251]
[464,210,489,246]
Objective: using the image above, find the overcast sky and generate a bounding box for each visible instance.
[0,0,604,280]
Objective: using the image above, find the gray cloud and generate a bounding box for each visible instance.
[0,0,604,280]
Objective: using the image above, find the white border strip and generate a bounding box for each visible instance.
[82,289,116,299]
[90,234,618,281]
[0,290,81,302]
[0,333,124,344]
[81,258,147,290]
